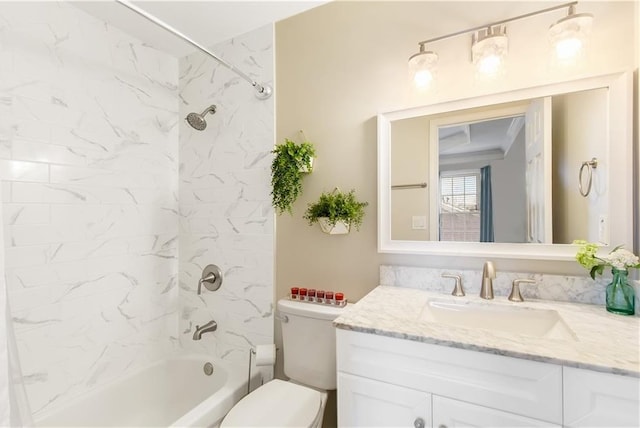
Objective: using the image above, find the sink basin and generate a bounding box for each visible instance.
[419,299,577,341]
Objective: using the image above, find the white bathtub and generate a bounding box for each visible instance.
[35,354,249,427]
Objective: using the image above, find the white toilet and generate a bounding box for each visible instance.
[221,298,348,428]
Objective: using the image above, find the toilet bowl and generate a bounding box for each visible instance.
[220,298,349,428]
[221,379,327,428]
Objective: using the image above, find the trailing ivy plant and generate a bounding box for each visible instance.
[303,188,368,231]
[271,139,315,215]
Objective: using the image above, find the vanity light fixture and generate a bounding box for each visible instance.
[471,25,508,76]
[408,44,438,89]
[408,1,590,88]
[548,4,594,61]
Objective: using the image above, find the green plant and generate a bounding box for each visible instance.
[304,188,368,231]
[574,240,640,279]
[271,139,315,215]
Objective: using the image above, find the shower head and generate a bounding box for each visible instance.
[186,105,217,131]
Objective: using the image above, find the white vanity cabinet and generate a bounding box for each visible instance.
[336,329,639,427]
[336,329,562,427]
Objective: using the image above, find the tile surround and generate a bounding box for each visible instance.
[1,2,277,417]
[1,2,275,417]
[0,1,179,416]
[177,24,275,371]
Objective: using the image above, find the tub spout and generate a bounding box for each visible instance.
[193,320,217,340]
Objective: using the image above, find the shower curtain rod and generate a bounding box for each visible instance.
[115,0,273,100]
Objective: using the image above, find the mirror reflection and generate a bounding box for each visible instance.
[390,87,607,244]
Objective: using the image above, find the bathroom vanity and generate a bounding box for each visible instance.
[334,286,640,427]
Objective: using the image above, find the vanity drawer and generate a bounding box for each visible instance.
[432,395,560,427]
[336,329,562,424]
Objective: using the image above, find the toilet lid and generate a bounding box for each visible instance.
[221,380,322,427]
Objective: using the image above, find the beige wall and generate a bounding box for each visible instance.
[275,0,637,305]
[552,89,608,244]
[390,116,430,240]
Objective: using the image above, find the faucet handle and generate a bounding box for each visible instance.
[442,274,464,297]
[509,279,536,302]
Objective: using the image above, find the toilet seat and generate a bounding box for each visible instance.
[221,379,323,427]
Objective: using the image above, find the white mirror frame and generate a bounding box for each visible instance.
[377,71,633,260]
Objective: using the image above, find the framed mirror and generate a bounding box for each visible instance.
[377,72,633,260]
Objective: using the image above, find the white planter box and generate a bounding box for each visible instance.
[318,218,350,235]
[299,157,314,173]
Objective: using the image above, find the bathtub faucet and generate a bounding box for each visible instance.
[193,320,218,340]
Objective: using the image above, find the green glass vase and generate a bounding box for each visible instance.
[605,268,635,316]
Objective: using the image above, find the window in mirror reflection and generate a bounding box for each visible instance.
[439,171,480,242]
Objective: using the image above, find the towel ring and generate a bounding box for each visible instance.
[578,157,598,197]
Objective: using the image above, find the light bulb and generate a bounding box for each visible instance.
[477,54,502,75]
[414,69,433,89]
[549,6,593,62]
[408,48,438,90]
[471,26,508,77]
[555,37,582,59]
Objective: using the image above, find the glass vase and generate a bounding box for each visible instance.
[605,268,635,316]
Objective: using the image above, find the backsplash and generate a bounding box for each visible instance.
[381,265,639,313]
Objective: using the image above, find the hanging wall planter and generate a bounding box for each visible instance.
[318,218,350,235]
[304,188,368,235]
[299,156,314,173]
[271,133,316,215]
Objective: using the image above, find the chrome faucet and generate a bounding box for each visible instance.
[193,320,218,340]
[479,261,496,299]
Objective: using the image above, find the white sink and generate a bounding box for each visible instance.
[419,299,577,341]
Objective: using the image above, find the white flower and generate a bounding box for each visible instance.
[600,249,640,270]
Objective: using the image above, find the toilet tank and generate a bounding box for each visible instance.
[277,298,349,390]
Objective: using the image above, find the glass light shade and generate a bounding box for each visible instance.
[472,32,508,76]
[549,12,593,61]
[408,49,438,89]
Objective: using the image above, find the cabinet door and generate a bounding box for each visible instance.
[338,373,431,428]
[432,396,559,428]
[564,367,640,427]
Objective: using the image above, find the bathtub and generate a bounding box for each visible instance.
[35,354,249,427]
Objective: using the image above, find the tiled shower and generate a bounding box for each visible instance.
[0,1,273,417]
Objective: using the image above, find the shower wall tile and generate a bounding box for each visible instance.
[178,24,275,368]
[0,160,49,182]
[0,1,179,417]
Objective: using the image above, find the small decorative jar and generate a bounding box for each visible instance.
[605,268,636,315]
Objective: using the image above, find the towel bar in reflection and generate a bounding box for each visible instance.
[391,182,427,190]
[578,158,597,197]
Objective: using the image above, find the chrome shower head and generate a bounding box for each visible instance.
[185,105,217,131]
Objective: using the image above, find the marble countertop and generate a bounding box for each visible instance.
[334,286,640,377]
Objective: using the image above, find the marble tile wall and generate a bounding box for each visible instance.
[178,25,275,369]
[0,2,179,416]
[380,264,633,308]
